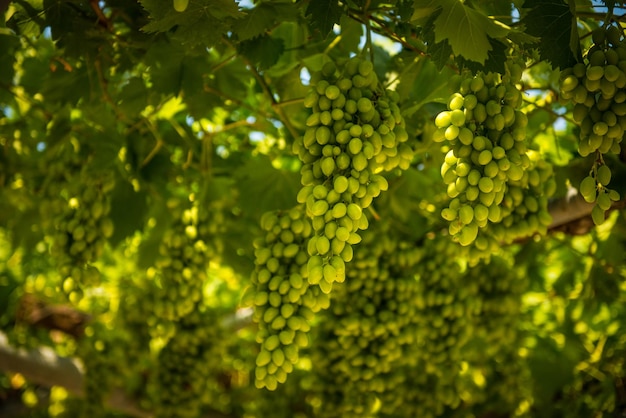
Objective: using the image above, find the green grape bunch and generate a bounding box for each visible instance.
[36,143,116,302]
[293,56,414,295]
[579,161,620,225]
[310,223,421,418]
[559,25,626,157]
[464,256,532,413]
[384,235,480,417]
[50,179,115,302]
[434,60,530,246]
[484,150,555,247]
[242,206,328,390]
[414,235,478,371]
[150,202,223,323]
[151,307,226,418]
[559,24,623,224]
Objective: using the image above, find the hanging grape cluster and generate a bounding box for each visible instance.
[77,323,137,418]
[463,256,532,415]
[293,56,413,295]
[434,61,556,257]
[411,235,479,410]
[148,202,222,323]
[559,24,623,224]
[434,61,532,246]
[310,223,421,417]
[40,144,115,302]
[488,151,555,243]
[464,150,555,262]
[150,307,225,418]
[243,206,329,390]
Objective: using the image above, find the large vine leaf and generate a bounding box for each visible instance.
[238,35,285,70]
[520,0,580,69]
[458,38,508,74]
[232,1,301,41]
[140,0,244,48]
[234,154,301,218]
[306,0,343,38]
[413,0,510,64]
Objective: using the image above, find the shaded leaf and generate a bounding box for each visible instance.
[238,35,285,70]
[232,1,300,41]
[234,154,300,218]
[306,0,342,38]
[108,182,149,247]
[140,0,244,48]
[458,38,507,74]
[413,0,509,64]
[521,0,579,69]
[232,2,278,41]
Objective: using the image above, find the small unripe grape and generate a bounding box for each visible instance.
[478,177,494,193]
[357,97,373,113]
[591,205,605,225]
[325,85,341,100]
[579,176,597,203]
[450,109,465,126]
[560,75,579,93]
[597,191,612,210]
[457,223,478,246]
[478,150,493,165]
[459,205,474,224]
[311,200,329,216]
[435,111,451,128]
[597,164,611,185]
[448,93,464,110]
[173,0,189,12]
[607,25,622,46]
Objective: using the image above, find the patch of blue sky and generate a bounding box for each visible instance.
[237,0,254,9]
[511,5,520,23]
[249,131,265,142]
[300,67,311,86]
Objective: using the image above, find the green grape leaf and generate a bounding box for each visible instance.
[232,2,300,41]
[118,77,149,116]
[136,201,173,269]
[397,56,454,115]
[419,10,452,70]
[108,183,149,247]
[140,0,244,48]
[413,0,509,64]
[0,34,19,83]
[234,154,300,218]
[144,40,199,95]
[397,0,416,22]
[306,0,343,38]
[335,14,363,55]
[528,336,579,405]
[6,0,46,37]
[458,38,507,74]
[41,65,91,106]
[238,35,285,70]
[8,206,43,257]
[0,269,19,324]
[520,0,579,69]
[232,3,276,40]
[426,39,454,71]
[589,264,621,304]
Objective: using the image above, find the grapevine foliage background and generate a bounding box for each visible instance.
[1,0,626,417]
